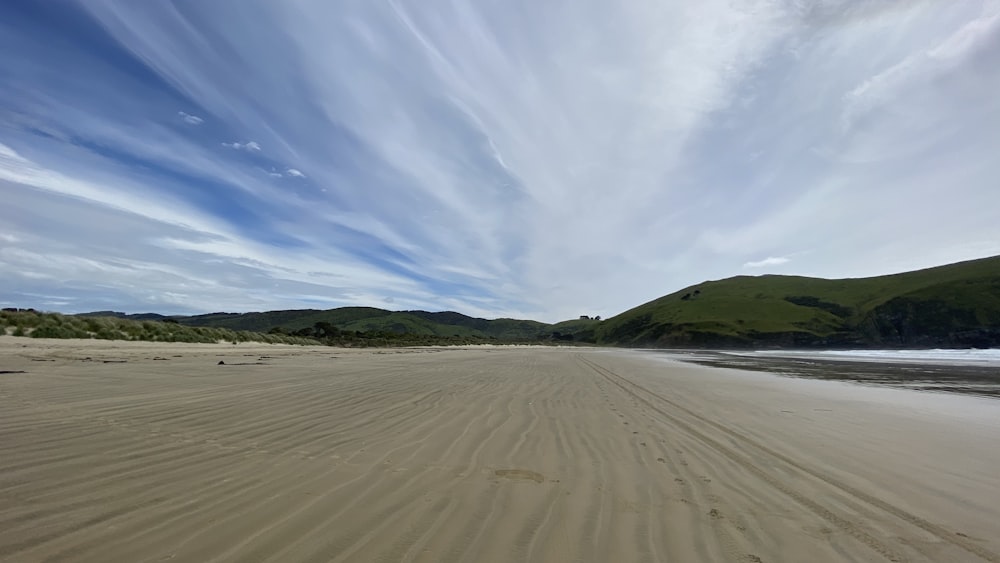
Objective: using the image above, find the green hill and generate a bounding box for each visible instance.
[116,307,564,341]
[73,305,596,342]
[548,318,601,342]
[176,307,393,333]
[596,255,1000,348]
[67,255,999,349]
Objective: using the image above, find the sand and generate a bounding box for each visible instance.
[1,338,998,562]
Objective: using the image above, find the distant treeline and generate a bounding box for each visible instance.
[0,310,576,347]
[266,321,568,346]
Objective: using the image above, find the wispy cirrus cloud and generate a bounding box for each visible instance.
[744,256,791,269]
[177,111,203,125]
[222,141,261,152]
[264,167,306,179]
[1,1,998,321]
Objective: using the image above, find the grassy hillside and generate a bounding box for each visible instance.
[336,311,481,337]
[549,318,601,342]
[165,307,556,340]
[176,307,392,333]
[2,309,556,348]
[597,255,1000,348]
[55,255,997,349]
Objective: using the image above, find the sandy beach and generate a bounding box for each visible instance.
[2,338,999,562]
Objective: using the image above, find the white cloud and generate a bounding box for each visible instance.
[840,5,1000,137]
[1,1,997,321]
[222,141,261,152]
[743,256,791,269]
[263,167,305,178]
[1,151,440,315]
[177,111,204,125]
[0,143,224,236]
[928,8,1000,61]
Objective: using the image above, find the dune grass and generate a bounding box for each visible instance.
[0,310,320,346]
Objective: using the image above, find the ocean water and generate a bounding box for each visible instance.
[654,348,1000,398]
[744,348,1000,366]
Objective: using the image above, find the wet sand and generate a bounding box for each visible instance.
[2,338,999,562]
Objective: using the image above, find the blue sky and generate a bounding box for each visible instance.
[1,1,999,322]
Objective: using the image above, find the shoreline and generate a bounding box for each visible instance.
[649,348,1000,398]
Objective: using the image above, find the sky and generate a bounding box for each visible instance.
[1,1,999,323]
